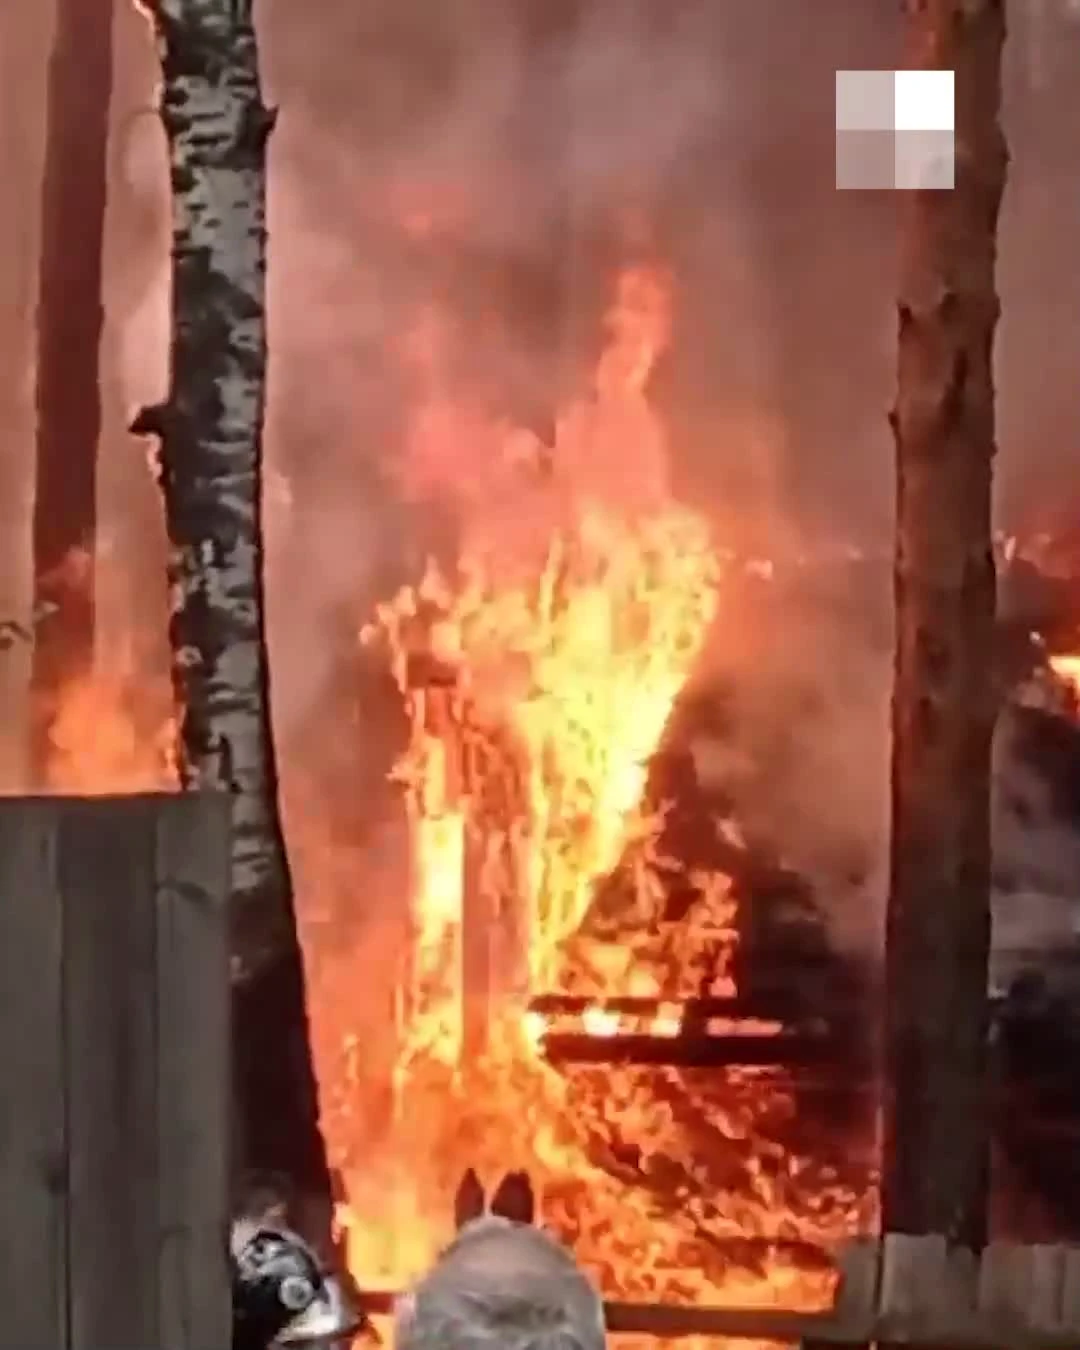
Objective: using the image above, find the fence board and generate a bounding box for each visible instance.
[0,801,67,1350]
[63,797,162,1348]
[1059,1248,1080,1331]
[1025,1245,1065,1332]
[831,1236,879,1327]
[0,795,231,1350]
[155,794,231,1350]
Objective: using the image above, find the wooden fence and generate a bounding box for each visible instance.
[355,1225,1080,1347]
[594,1234,1080,1346]
[0,794,232,1350]
[357,1234,1080,1346]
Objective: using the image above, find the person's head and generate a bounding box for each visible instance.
[394,1172,606,1350]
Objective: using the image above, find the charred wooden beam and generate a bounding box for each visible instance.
[29,0,113,782]
[527,991,842,1026]
[404,651,461,690]
[461,821,493,1063]
[537,1030,866,1069]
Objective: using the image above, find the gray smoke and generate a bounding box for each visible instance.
[4,0,1080,962]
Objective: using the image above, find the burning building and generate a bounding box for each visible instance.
[4,0,1080,1343]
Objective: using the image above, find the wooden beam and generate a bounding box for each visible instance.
[528,992,831,1022]
[538,1030,862,1068]
[357,1236,1080,1346]
[0,800,68,1349]
[0,795,232,1350]
[63,797,161,1347]
[154,794,231,1350]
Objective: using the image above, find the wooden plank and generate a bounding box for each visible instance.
[978,1242,1033,1327]
[878,1233,978,1343]
[831,1237,880,1327]
[527,992,851,1022]
[357,1287,1080,1347]
[538,1030,846,1067]
[154,793,232,1350]
[0,799,67,1350]
[1060,1247,1080,1334]
[978,1242,1064,1331]
[461,818,493,1062]
[1027,1245,1066,1332]
[800,1239,878,1350]
[879,1232,944,1325]
[978,1242,1026,1325]
[63,796,161,1348]
[581,1301,872,1343]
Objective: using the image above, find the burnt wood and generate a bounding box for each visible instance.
[538,1029,869,1069]
[528,991,844,1023]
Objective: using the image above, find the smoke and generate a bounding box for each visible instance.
[246,0,802,817]
[992,711,1080,997]
[5,0,1080,962]
[0,0,52,787]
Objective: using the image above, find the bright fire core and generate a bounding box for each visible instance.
[323,267,871,1336]
[33,266,877,1345]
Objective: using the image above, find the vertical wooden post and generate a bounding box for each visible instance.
[63,799,161,1346]
[0,801,67,1349]
[29,0,113,783]
[462,816,494,1062]
[153,795,232,1349]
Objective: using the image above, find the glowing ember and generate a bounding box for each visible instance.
[1049,652,1080,702]
[41,667,177,793]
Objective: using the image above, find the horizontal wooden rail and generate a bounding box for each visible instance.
[527,992,841,1021]
[354,1236,1080,1346]
[539,1029,862,1068]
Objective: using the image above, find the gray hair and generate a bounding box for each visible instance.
[394,1215,606,1350]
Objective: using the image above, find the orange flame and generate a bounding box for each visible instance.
[32,262,874,1333]
[336,265,871,1324]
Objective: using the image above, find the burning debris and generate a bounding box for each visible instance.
[7,0,1080,1343]
[42,255,1080,1321]
[313,265,880,1325]
[14,99,1080,1346]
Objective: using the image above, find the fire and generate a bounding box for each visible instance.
[330,263,872,1334]
[39,663,177,793]
[26,257,874,1338]
[1048,652,1080,702]
[365,264,724,1060]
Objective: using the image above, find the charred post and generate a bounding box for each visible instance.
[461,721,532,1061]
[134,0,331,1245]
[29,0,113,782]
[884,0,1007,1249]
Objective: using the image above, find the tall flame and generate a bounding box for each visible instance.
[341,266,870,1329]
[31,263,873,1332]
[365,264,723,1062]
